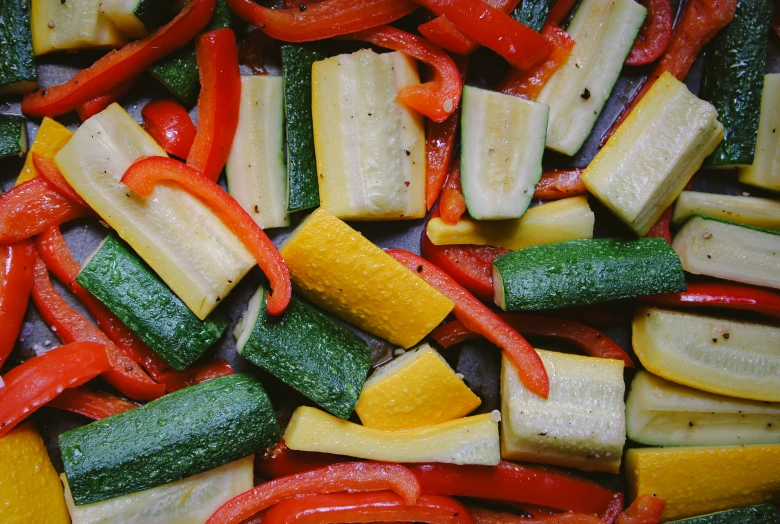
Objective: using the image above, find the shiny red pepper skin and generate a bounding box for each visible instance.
[0,342,110,438]
[439,160,467,225]
[641,282,780,319]
[47,387,138,420]
[533,169,586,200]
[625,0,672,66]
[546,0,578,26]
[469,506,603,523]
[341,26,461,123]
[76,77,138,122]
[158,359,233,392]
[255,440,347,480]
[32,153,89,208]
[0,240,35,367]
[142,99,197,159]
[645,206,673,244]
[21,0,216,117]
[615,495,664,524]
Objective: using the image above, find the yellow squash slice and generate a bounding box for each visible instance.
[16,117,73,185]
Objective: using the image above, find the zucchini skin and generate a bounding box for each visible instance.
[668,505,778,524]
[76,233,228,371]
[133,0,175,33]
[0,114,27,158]
[511,0,553,32]
[282,45,324,212]
[60,374,280,506]
[494,238,686,310]
[0,0,37,94]
[701,0,773,166]
[241,289,371,419]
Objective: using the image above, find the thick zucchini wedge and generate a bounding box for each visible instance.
[535,0,646,155]
[55,104,254,320]
[673,216,780,290]
[493,238,686,311]
[668,505,779,524]
[31,0,126,55]
[740,74,780,191]
[701,0,773,167]
[0,0,37,94]
[60,374,279,506]
[16,117,72,185]
[77,234,228,371]
[235,286,371,419]
[99,0,173,39]
[461,86,548,220]
[626,371,780,447]
[282,45,324,212]
[583,72,723,236]
[672,191,780,231]
[632,307,780,402]
[62,457,253,524]
[226,76,289,229]
[511,0,554,32]
[426,196,594,250]
[312,49,425,220]
[284,406,500,465]
[0,115,27,159]
[501,351,625,473]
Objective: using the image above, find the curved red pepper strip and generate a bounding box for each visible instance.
[412,0,552,71]
[645,206,672,244]
[533,169,586,200]
[31,257,165,401]
[418,0,520,56]
[600,0,737,146]
[0,176,89,245]
[122,156,291,316]
[35,227,170,380]
[142,99,197,159]
[158,359,233,392]
[340,26,462,123]
[0,342,110,438]
[497,24,575,101]
[615,495,664,524]
[603,494,624,524]
[76,76,139,122]
[206,462,421,524]
[255,440,348,480]
[625,0,672,66]
[546,0,578,26]
[32,153,90,208]
[386,249,550,397]
[439,159,467,225]
[0,241,35,367]
[263,492,471,524]
[187,29,241,182]
[640,282,780,320]
[47,387,139,420]
[21,0,216,117]
[225,0,417,42]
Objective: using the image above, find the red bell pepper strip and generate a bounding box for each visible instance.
[76,76,139,122]
[409,462,614,515]
[122,156,291,315]
[0,341,110,438]
[603,494,624,524]
[47,387,138,420]
[0,176,89,245]
[0,241,35,367]
[601,0,736,145]
[533,169,586,200]
[263,492,471,524]
[615,495,664,524]
[430,314,634,367]
[186,29,241,182]
[412,0,552,70]
[225,0,417,42]
[497,24,575,100]
[418,0,520,56]
[386,249,549,397]
[31,257,165,401]
[439,160,467,224]
[142,99,197,159]
[239,29,276,75]
[641,282,780,320]
[255,441,347,480]
[340,26,461,123]
[158,359,233,392]
[32,153,89,208]
[645,206,672,244]
[206,462,421,524]
[625,0,672,66]
[21,0,216,118]
[546,0,578,26]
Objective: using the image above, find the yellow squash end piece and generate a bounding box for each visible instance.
[16,117,73,185]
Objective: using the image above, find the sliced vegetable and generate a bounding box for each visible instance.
[512,0,554,32]
[439,160,467,224]
[279,209,453,348]
[547,0,578,26]
[157,359,233,392]
[226,75,289,229]
[312,48,425,220]
[673,216,780,290]
[355,343,480,430]
[460,86,548,219]
[626,371,780,447]
[32,153,89,207]
[582,73,723,236]
[533,169,585,200]
[281,44,324,212]
[62,457,253,524]
[625,444,780,521]
[625,0,672,66]
[0,241,35,367]
[284,406,500,465]
[98,0,174,39]
[493,238,686,311]
[235,286,370,419]
[75,77,138,122]
[672,191,780,231]
[632,307,780,402]
[700,0,772,167]
[47,387,138,420]
[16,117,72,185]
[60,374,280,506]
[0,0,37,94]
[535,0,646,155]
[0,342,110,438]
[739,74,780,191]
[55,104,254,320]
[142,98,196,159]
[426,196,594,250]
[646,206,673,244]
[667,505,778,524]
[31,0,126,55]
[255,441,346,480]
[641,282,780,320]
[617,494,665,524]
[417,0,518,55]
[0,114,27,158]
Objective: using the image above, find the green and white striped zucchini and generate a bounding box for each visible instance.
[99,0,173,39]
[0,0,37,94]
[0,115,27,159]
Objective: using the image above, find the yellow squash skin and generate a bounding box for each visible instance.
[625,444,780,521]
[279,208,454,348]
[0,423,70,524]
[16,117,73,185]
